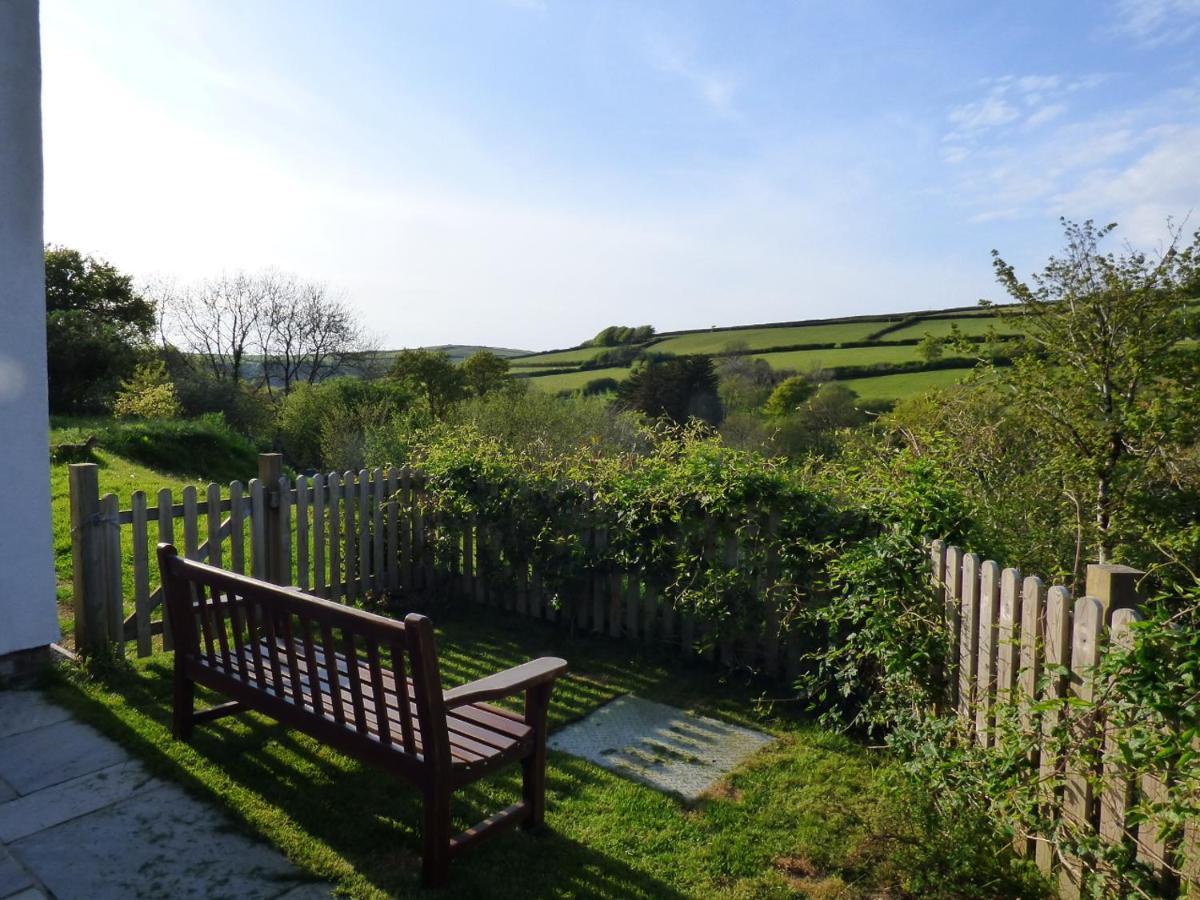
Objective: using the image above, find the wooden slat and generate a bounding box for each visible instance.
[344,471,357,603]
[461,513,473,601]
[943,545,963,708]
[591,527,607,633]
[206,483,223,571]
[401,468,413,597]
[229,481,245,575]
[958,552,981,721]
[1060,595,1104,899]
[386,468,399,594]
[976,560,1001,744]
[131,491,151,657]
[100,494,124,652]
[1018,575,1045,736]
[183,486,199,560]
[277,475,292,587]
[359,468,371,596]
[343,630,368,734]
[250,479,266,581]
[312,473,326,598]
[373,468,385,594]
[328,472,342,602]
[366,638,391,745]
[1099,608,1141,850]
[1036,585,1073,877]
[210,583,233,674]
[296,475,310,592]
[995,567,1021,710]
[298,616,325,717]
[243,597,269,691]
[157,487,176,650]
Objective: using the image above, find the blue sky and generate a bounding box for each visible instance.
[41,0,1200,350]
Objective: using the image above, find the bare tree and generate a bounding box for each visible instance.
[258,279,366,395]
[160,272,272,385]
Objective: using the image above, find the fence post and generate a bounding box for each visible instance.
[69,463,108,655]
[259,453,285,584]
[1085,564,1143,622]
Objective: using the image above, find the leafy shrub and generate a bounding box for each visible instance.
[276,377,414,471]
[581,377,620,396]
[113,360,182,420]
[100,414,260,482]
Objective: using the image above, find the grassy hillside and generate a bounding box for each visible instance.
[512,305,1015,403]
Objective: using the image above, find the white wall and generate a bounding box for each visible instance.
[0,0,60,657]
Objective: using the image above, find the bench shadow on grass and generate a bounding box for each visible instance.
[54,607,737,898]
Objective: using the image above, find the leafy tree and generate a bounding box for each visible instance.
[991,218,1200,563]
[387,349,464,418]
[616,355,722,425]
[582,377,621,396]
[763,375,815,417]
[916,333,945,363]
[276,377,414,470]
[587,324,655,347]
[113,359,182,420]
[460,350,510,397]
[44,246,155,412]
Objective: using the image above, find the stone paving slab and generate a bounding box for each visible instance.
[11,783,321,900]
[0,694,71,741]
[0,719,128,796]
[548,694,775,802]
[0,846,33,899]
[0,760,156,843]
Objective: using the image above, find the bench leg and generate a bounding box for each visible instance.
[422,786,451,888]
[173,659,194,742]
[522,683,553,829]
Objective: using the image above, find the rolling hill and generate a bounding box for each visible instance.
[510,305,1021,403]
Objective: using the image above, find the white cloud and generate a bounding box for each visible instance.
[1025,103,1067,127]
[1111,0,1200,46]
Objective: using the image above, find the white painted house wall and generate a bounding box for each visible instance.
[0,0,60,658]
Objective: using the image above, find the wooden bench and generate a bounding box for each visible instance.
[157,543,567,887]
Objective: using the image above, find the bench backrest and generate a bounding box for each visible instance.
[157,543,453,775]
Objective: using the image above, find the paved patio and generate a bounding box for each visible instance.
[0,690,330,900]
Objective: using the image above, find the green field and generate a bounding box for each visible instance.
[650,321,889,355]
[510,345,621,365]
[838,368,972,402]
[887,315,1016,340]
[525,366,631,392]
[752,343,928,372]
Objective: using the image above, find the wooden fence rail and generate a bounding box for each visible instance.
[69,454,803,677]
[931,540,1197,899]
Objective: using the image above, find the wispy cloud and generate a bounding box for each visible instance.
[1110,0,1200,47]
[645,36,738,117]
[942,73,1107,164]
[938,73,1200,241]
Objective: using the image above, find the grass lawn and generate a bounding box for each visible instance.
[49,445,205,642]
[650,322,887,356]
[525,366,632,393]
[44,604,1043,898]
[838,368,973,402]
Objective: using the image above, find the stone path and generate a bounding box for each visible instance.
[0,690,331,900]
[548,694,775,802]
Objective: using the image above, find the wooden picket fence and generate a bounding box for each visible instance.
[932,540,1199,898]
[69,453,803,677]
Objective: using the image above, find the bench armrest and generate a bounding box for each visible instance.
[442,657,568,709]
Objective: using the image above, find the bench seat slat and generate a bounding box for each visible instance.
[211,638,531,767]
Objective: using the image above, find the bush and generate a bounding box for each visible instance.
[100,414,260,482]
[276,377,415,471]
[581,377,620,396]
[113,360,182,420]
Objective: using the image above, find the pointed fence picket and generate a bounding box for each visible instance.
[933,544,1198,898]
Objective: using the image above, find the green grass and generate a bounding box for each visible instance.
[838,368,973,402]
[511,345,621,365]
[752,344,928,372]
[650,322,887,356]
[886,315,1018,340]
[50,445,204,641]
[525,367,632,393]
[43,605,1043,898]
